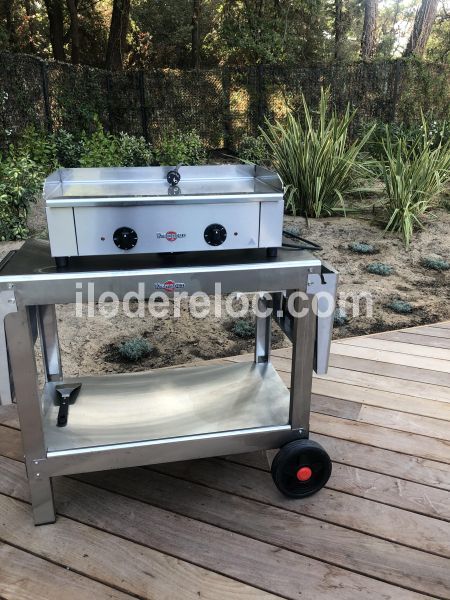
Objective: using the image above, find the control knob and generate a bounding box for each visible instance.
[204,223,227,246]
[113,227,138,250]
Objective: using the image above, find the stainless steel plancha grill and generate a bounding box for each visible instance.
[44,165,285,266]
[0,163,338,525]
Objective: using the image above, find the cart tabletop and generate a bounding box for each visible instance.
[0,239,321,282]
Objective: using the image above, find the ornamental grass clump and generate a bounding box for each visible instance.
[260,88,374,218]
[333,307,349,326]
[117,338,153,362]
[232,319,255,339]
[387,300,413,314]
[421,257,450,271]
[378,118,450,246]
[348,242,378,254]
[367,262,394,276]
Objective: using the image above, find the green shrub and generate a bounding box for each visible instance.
[52,130,83,168]
[238,134,269,164]
[79,122,121,168]
[0,151,41,240]
[334,307,349,326]
[367,262,394,276]
[16,126,57,175]
[260,88,374,218]
[387,299,413,314]
[154,130,207,166]
[363,119,450,160]
[117,132,153,167]
[117,337,153,362]
[378,118,450,246]
[348,242,378,254]
[232,319,254,339]
[421,257,449,271]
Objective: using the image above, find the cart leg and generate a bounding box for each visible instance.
[27,472,56,525]
[289,292,317,432]
[37,304,62,382]
[254,295,272,363]
[5,308,56,525]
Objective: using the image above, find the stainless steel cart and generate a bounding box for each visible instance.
[0,239,337,525]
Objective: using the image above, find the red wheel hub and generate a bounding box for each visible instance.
[296,466,312,481]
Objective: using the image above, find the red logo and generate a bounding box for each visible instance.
[156,231,186,241]
[154,280,186,291]
[165,231,177,242]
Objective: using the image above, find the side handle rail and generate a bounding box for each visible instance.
[307,262,338,375]
[273,263,338,375]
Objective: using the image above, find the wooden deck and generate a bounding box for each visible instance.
[1,322,450,599]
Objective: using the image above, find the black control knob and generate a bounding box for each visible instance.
[204,223,227,246]
[167,169,181,186]
[113,227,138,250]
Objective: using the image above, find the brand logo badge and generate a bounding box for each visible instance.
[154,280,186,292]
[157,231,186,242]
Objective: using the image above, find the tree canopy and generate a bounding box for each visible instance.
[0,0,449,69]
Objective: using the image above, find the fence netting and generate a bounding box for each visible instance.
[1,52,449,150]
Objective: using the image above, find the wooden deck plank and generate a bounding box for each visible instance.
[0,541,133,600]
[223,454,450,521]
[312,378,450,419]
[0,456,420,600]
[337,336,450,360]
[315,368,450,402]
[1,320,449,599]
[270,346,450,386]
[226,353,450,401]
[329,342,450,373]
[4,420,450,524]
[228,440,450,493]
[356,405,450,441]
[403,326,450,339]
[373,330,450,349]
[74,466,450,597]
[150,457,450,547]
[310,413,450,464]
[0,493,278,600]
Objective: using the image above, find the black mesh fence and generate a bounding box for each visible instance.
[0,52,449,151]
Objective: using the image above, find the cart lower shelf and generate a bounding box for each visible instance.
[41,361,290,453]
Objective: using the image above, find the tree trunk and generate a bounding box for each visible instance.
[191,0,201,68]
[334,0,345,60]
[361,0,378,59]
[105,0,131,71]
[44,0,66,61]
[66,0,80,64]
[403,0,439,57]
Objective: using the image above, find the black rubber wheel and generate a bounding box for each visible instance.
[271,439,332,498]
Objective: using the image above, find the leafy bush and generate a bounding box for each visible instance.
[0,151,41,240]
[16,126,57,175]
[421,257,449,271]
[367,262,394,276]
[333,307,349,326]
[117,337,153,362]
[387,300,413,314]
[79,122,121,168]
[348,242,378,254]
[52,130,83,168]
[363,119,450,160]
[377,120,450,246]
[154,130,207,166]
[232,319,254,339]
[238,134,269,164]
[260,88,374,218]
[79,123,154,168]
[117,132,153,167]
